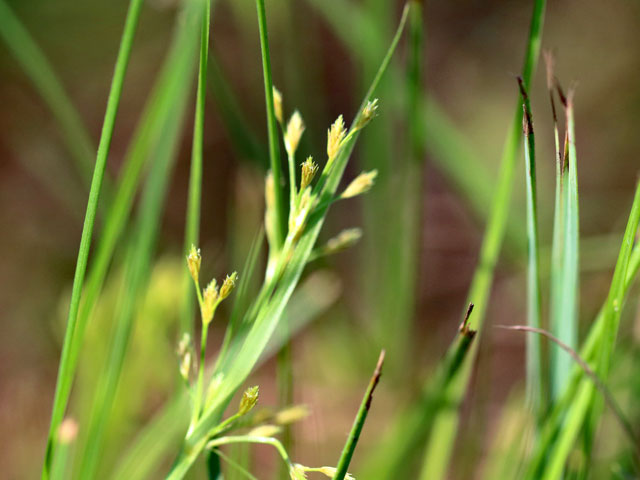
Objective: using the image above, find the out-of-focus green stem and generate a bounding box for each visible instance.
[41,1,144,476]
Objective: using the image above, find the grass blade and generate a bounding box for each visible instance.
[77,75,193,479]
[519,78,544,417]
[538,111,640,480]
[43,5,206,472]
[418,1,546,477]
[551,86,580,399]
[0,0,97,185]
[182,0,212,337]
[332,351,385,480]
[42,0,145,475]
[255,0,286,247]
[358,305,477,479]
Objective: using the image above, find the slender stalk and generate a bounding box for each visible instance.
[182,0,212,337]
[46,5,204,462]
[77,74,191,479]
[418,1,546,477]
[41,0,144,476]
[518,78,544,418]
[332,351,385,480]
[255,0,286,247]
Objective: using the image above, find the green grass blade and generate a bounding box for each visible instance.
[539,178,640,480]
[0,0,97,185]
[182,0,212,338]
[357,306,477,479]
[551,88,580,399]
[44,5,206,470]
[42,0,145,475]
[526,240,640,478]
[519,78,544,418]
[418,1,546,477]
[78,73,193,479]
[255,0,286,247]
[332,351,385,480]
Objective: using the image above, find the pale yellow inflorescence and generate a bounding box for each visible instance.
[341,170,378,199]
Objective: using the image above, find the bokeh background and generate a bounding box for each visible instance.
[1,0,640,478]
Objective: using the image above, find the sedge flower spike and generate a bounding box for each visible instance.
[341,170,378,199]
[201,279,219,325]
[300,156,318,190]
[356,98,379,129]
[238,385,259,415]
[273,86,284,125]
[219,272,237,300]
[284,111,305,156]
[327,114,346,161]
[186,245,201,283]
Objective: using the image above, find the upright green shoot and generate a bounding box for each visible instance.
[551,84,580,399]
[255,0,286,248]
[42,0,145,476]
[519,78,544,418]
[332,351,385,480]
[183,0,212,337]
[418,1,546,477]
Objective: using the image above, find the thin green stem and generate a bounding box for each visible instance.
[418,1,546,477]
[332,351,385,480]
[41,0,144,476]
[183,0,211,337]
[287,151,297,209]
[519,78,544,419]
[192,320,210,427]
[255,0,286,248]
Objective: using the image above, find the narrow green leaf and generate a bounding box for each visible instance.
[519,78,544,417]
[182,0,212,337]
[332,351,386,480]
[255,0,286,247]
[539,115,640,480]
[42,0,145,475]
[418,1,546,477]
[551,87,580,399]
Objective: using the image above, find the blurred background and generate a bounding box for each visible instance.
[1,0,640,478]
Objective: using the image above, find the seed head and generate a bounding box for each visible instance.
[341,170,378,199]
[284,111,305,156]
[273,86,284,124]
[300,156,318,190]
[219,272,238,300]
[239,385,259,415]
[356,98,379,129]
[327,115,346,161]
[186,245,201,283]
[201,279,219,325]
